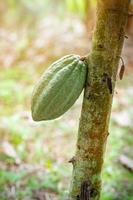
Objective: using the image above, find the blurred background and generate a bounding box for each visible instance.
[0,0,133,200]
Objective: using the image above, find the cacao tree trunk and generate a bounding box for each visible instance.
[68,0,131,200]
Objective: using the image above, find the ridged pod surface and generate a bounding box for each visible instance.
[31,54,87,121]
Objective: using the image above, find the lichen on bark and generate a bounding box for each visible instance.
[68,1,131,200]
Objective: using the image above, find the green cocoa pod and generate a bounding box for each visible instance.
[31,54,87,121]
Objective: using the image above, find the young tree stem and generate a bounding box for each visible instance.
[68,1,131,200]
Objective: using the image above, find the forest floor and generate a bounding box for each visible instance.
[0,16,133,200]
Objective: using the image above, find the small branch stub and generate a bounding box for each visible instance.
[119,65,125,80]
[119,57,125,80]
[124,35,128,39]
[128,12,133,17]
[80,56,87,61]
[80,54,89,62]
[68,156,76,165]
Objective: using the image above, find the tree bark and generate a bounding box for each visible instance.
[68,1,131,200]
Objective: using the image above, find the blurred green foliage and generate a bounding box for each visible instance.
[66,0,96,17]
[0,0,97,26]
